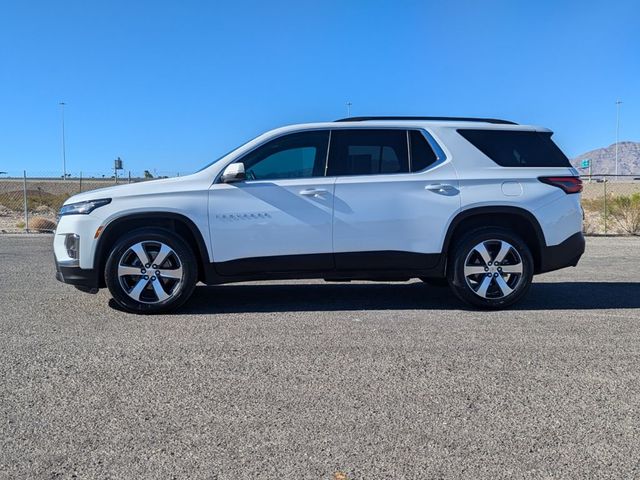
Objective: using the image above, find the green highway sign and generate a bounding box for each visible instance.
[580,159,590,168]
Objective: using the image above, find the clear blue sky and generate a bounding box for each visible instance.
[1,0,638,177]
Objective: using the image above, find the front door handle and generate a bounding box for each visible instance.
[425,183,458,195]
[300,188,328,197]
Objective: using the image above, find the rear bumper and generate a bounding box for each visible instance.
[538,232,585,274]
[55,258,100,292]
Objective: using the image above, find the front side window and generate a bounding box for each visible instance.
[240,130,329,180]
[327,129,409,176]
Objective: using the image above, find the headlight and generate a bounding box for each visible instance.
[58,198,111,216]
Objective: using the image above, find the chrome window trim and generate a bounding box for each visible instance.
[324,130,332,177]
[213,125,449,183]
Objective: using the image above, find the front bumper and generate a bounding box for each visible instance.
[55,258,100,293]
[538,232,585,274]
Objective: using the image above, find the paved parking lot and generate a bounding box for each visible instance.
[1,235,639,479]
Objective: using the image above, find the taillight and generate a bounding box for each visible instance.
[538,176,583,194]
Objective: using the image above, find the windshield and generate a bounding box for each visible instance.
[196,133,262,172]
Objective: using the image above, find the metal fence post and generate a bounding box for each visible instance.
[22,170,28,233]
[128,171,131,184]
[79,171,83,193]
[603,178,608,235]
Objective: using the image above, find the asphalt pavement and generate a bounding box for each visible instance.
[1,235,639,479]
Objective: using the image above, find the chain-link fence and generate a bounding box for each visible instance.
[2,172,640,235]
[581,175,640,235]
[0,172,153,233]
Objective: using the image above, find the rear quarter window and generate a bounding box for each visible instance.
[409,130,438,171]
[457,129,571,168]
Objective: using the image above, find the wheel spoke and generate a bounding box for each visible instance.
[118,265,142,277]
[464,265,487,276]
[500,263,523,274]
[494,241,512,263]
[153,244,173,267]
[129,278,149,300]
[495,275,513,296]
[476,276,492,298]
[130,242,150,265]
[473,242,492,266]
[158,266,183,280]
[150,277,170,301]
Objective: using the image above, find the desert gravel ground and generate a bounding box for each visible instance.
[1,235,639,479]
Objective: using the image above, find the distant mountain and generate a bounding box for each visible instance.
[572,141,640,175]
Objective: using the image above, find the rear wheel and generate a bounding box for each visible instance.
[448,227,533,309]
[105,228,197,314]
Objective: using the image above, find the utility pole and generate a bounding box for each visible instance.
[59,102,67,180]
[615,100,622,179]
[346,101,352,117]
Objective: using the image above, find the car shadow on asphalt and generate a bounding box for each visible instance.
[166,281,640,314]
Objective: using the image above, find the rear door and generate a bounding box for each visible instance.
[329,128,460,270]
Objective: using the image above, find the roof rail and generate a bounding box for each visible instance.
[334,116,518,125]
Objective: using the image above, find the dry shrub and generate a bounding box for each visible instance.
[582,211,599,235]
[608,193,640,235]
[581,197,603,214]
[30,217,57,231]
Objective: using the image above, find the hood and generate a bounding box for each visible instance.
[62,173,210,205]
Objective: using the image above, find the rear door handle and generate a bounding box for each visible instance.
[299,188,328,197]
[425,183,458,195]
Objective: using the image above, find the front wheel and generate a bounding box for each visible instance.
[448,227,533,309]
[105,228,198,314]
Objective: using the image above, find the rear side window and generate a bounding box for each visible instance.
[457,129,571,168]
[409,130,438,171]
[327,129,409,176]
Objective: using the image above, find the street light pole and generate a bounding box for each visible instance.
[346,101,352,117]
[615,100,622,179]
[59,102,67,180]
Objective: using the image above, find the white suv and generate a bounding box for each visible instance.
[54,116,584,313]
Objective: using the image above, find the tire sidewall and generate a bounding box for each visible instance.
[105,228,197,314]
[448,227,534,309]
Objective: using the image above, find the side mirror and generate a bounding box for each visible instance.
[221,162,246,183]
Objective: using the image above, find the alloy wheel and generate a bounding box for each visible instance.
[117,241,184,304]
[463,239,524,299]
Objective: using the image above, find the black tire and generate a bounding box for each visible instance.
[105,228,198,314]
[447,227,533,309]
[419,277,449,287]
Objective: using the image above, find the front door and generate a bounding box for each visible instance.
[209,130,335,275]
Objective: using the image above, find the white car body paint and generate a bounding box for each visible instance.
[54,119,583,276]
